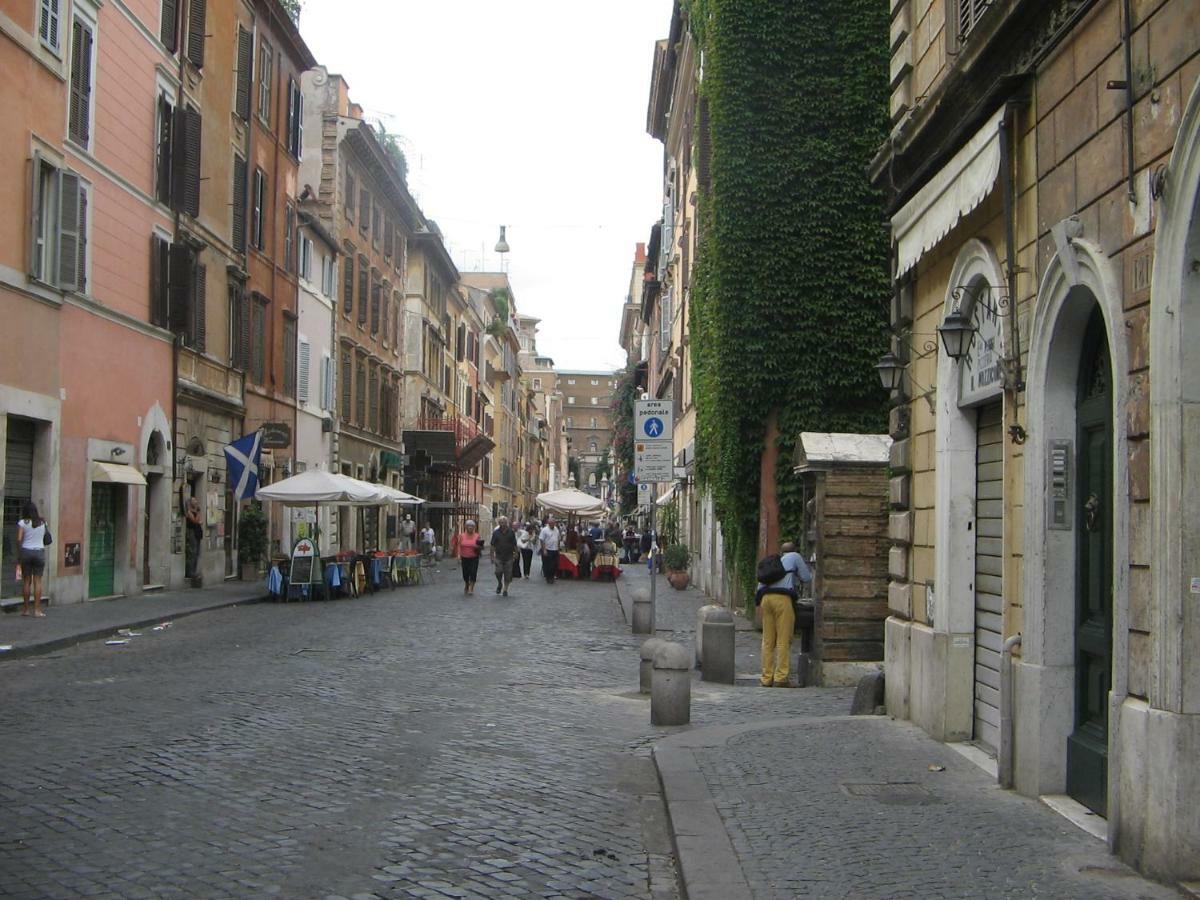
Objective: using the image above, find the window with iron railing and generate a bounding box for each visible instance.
[956,0,992,43]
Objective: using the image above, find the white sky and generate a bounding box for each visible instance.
[299,0,673,372]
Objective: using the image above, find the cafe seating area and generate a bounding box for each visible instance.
[267,548,434,601]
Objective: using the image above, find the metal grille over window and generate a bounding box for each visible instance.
[959,0,991,42]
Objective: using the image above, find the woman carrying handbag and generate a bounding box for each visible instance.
[17,501,51,617]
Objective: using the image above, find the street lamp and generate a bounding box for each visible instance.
[495,225,510,273]
[936,309,975,362]
[874,352,905,392]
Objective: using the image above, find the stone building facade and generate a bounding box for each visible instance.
[872,0,1199,882]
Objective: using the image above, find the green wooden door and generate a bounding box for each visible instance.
[89,483,116,597]
[1066,309,1113,816]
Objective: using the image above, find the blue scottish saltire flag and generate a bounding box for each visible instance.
[224,430,263,501]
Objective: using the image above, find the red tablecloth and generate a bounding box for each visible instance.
[557,552,579,578]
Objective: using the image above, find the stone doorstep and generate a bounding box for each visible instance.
[1040,794,1108,842]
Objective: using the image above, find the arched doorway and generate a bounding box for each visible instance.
[1066,306,1114,815]
[142,431,167,587]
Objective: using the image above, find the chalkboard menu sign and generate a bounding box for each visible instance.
[289,537,319,585]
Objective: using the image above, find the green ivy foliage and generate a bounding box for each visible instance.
[612,368,639,515]
[685,0,892,604]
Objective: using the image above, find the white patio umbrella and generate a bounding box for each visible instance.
[536,487,606,517]
[375,485,426,506]
[255,469,383,506]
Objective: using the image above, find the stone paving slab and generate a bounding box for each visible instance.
[656,716,1181,900]
[0,580,267,661]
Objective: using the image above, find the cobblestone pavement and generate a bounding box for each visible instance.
[689,718,1179,900]
[0,564,829,899]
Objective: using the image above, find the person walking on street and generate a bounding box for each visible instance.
[515,525,532,579]
[490,516,518,596]
[539,516,560,584]
[420,524,435,558]
[401,515,416,551]
[450,520,484,595]
[756,541,813,687]
[17,501,50,617]
[520,523,539,578]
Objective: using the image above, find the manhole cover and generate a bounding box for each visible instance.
[840,782,932,805]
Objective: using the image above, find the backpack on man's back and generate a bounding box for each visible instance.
[756,553,787,585]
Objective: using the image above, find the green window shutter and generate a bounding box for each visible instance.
[160,0,178,51]
[370,278,379,333]
[185,0,205,67]
[232,155,247,253]
[56,171,81,289]
[341,352,351,420]
[357,256,367,324]
[150,235,170,327]
[68,20,92,146]
[183,107,202,217]
[192,262,206,351]
[168,242,192,334]
[342,250,354,314]
[235,26,252,121]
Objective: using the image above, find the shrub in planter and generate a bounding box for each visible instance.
[664,544,691,589]
[238,504,268,579]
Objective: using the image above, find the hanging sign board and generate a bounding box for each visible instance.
[638,482,653,509]
[959,294,1005,407]
[635,441,673,483]
[635,400,674,442]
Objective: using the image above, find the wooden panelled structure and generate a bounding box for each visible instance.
[794,433,891,686]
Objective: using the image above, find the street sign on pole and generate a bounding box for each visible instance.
[635,400,674,442]
[635,442,673,483]
[638,482,652,509]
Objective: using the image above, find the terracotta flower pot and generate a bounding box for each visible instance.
[667,569,690,590]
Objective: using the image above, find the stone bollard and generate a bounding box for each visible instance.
[639,638,666,694]
[631,588,653,635]
[694,603,723,667]
[651,642,692,726]
[700,607,735,684]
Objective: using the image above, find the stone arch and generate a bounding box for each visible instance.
[1018,235,1129,809]
[1148,72,1200,717]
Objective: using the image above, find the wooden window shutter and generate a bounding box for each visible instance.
[183,107,201,217]
[160,0,178,51]
[370,278,380,333]
[235,26,252,121]
[359,188,370,234]
[192,262,207,351]
[283,318,296,397]
[68,20,93,146]
[381,293,389,343]
[56,172,82,289]
[156,95,173,204]
[342,250,354,313]
[168,242,192,334]
[340,352,351,419]
[251,300,265,384]
[384,219,394,258]
[40,0,60,49]
[357,257,368,323]
[185,0,205,68]
[239,285,251,368]
[345,170,355,221]
[232,155,247,253]
[298,339,310,403]
[150,234,170,326]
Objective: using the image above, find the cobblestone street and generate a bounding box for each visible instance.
[0,569,831,899]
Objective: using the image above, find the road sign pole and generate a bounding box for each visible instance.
[649,492,656,632]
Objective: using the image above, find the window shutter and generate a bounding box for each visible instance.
[239,285,251,368]
[232,155,247,253]
[56,171,81,289]
[345,170,355,221]
[381,294,389,343]
[251,300,265,384]
[183,107,201,217]
[40,0,60,49]
[320,355,331,410]
[68,20,92,146]
[283,319,296,397]
[235,26,252,121]
[192,262,207,351]
[150,235,170,327]
[357,257,367,323]
[370,279,380,333]
[185,0,205,67]
[168,242,192,334]
[156,95,173,204]
[359,188,370,234]
[160,0,178,51]
[342,251,354,313]
[341,352,351,419]
[298,339,310,403]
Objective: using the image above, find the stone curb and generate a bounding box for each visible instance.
[0,590,266,662]
[653,716,861,900]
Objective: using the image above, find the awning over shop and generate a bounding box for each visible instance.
[655,485,676,507]
[91,461,147,486]
[892,107,1004,279]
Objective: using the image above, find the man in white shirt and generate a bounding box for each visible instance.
[538,516,561,584]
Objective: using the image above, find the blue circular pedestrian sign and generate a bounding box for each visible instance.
[643,417,665,438]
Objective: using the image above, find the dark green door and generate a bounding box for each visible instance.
[89,483,116,597]
[1066,308,1113,816]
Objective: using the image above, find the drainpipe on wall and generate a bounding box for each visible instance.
[1000,102,1025,393]
[999,632,1023,788]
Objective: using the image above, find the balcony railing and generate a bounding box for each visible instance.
[414,415,482,451]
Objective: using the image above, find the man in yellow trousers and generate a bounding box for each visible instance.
[756,541,813,687]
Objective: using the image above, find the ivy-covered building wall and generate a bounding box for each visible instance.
[682,0,892,602]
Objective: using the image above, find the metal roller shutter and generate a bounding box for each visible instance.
[4,419,37,598]
[974,403,1004,753]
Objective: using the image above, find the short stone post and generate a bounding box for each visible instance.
[631,588,653,635]
[701,607,735,684]
[651,642,691,726]
[639,638,665,694]
[694,603,722,667]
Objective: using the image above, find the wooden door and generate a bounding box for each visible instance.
[89,483,116,597]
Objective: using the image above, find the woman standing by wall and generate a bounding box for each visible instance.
[17,501,49,617]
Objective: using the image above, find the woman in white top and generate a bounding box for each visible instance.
[17,501,49,617]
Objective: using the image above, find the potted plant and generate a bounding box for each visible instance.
[663,543,691,589]
[238,504,268,581]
